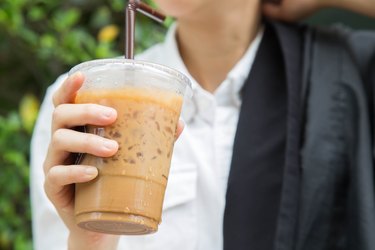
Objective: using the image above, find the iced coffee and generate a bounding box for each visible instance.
[69,59,191,235]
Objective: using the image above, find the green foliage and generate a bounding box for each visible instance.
[0,112,33,250]
[0,0,168,114]
[0,0,167,249]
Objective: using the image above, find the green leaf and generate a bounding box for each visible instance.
[3,151,27,167]
[20,27,38,47]
[52,8,81,32]
[40,33,57,49]
[9,0,27,9]
[28,6,45,21]
[0,9,8,24]
[91,6,111,28]
[110,0,125,12]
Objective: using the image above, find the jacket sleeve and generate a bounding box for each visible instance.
[346,30,375,131]
[298,25,375,250]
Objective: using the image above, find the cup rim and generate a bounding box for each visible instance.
[69,58,192,90]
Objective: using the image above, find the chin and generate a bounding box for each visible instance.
[153,0,206,19]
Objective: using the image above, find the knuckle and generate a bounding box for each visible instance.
[46,165,74,186]
[45,168,58,185]
[44,168,59,195]
[81,104,93,118]
[42,157,50,176]
[52,92,60,107]
[52,105,64,125]
[64,167,76,181]
[43,180,52,199]
[82,133,96,151]
[51,129,65,149]
[82,104,100,120]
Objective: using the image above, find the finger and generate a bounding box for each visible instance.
[51,128,119,156]
[44,128,118,173]
[46,165,98,189]
[262,1,318,21]
[175,119,185,141]
[44,165,98,206]
[262,3,285,19]
[52,103,117,133]
[53,72,85,107]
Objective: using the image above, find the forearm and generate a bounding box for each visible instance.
[68,230,119,250]
[323,0,375,18]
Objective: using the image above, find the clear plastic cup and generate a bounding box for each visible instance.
[69,59,191,235]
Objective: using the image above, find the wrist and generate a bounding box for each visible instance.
[68,230,119,250]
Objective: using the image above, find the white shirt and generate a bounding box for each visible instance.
[30,23,263,250]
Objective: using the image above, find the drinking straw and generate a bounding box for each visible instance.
[125,3,136,59]
[125,0,166,59]
[137,1,165,23]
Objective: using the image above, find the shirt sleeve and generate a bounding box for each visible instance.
[30,74,68,250]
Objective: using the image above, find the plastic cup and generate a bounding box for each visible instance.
[69,59,191,235]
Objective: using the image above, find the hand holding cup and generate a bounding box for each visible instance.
[43,72,120,249]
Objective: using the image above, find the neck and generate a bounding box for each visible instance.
[176,1,261,92]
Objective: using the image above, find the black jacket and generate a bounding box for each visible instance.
[224,21,375,250]
[297,23,375,250]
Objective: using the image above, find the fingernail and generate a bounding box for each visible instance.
[102,107,116,118]
[85,167,97,176]
[72,71,83,80]
[103,140,118,151]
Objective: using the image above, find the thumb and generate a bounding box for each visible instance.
[174,119,185,141]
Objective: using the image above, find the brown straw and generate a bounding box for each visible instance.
[125,0,166,59]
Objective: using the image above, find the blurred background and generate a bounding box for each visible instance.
[0,0,374,249]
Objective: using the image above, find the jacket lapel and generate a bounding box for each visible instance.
[271,21,305,250]
[224,20,305,250]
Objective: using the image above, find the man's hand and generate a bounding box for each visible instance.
[262,0,375,22]
[262,0,322,21]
